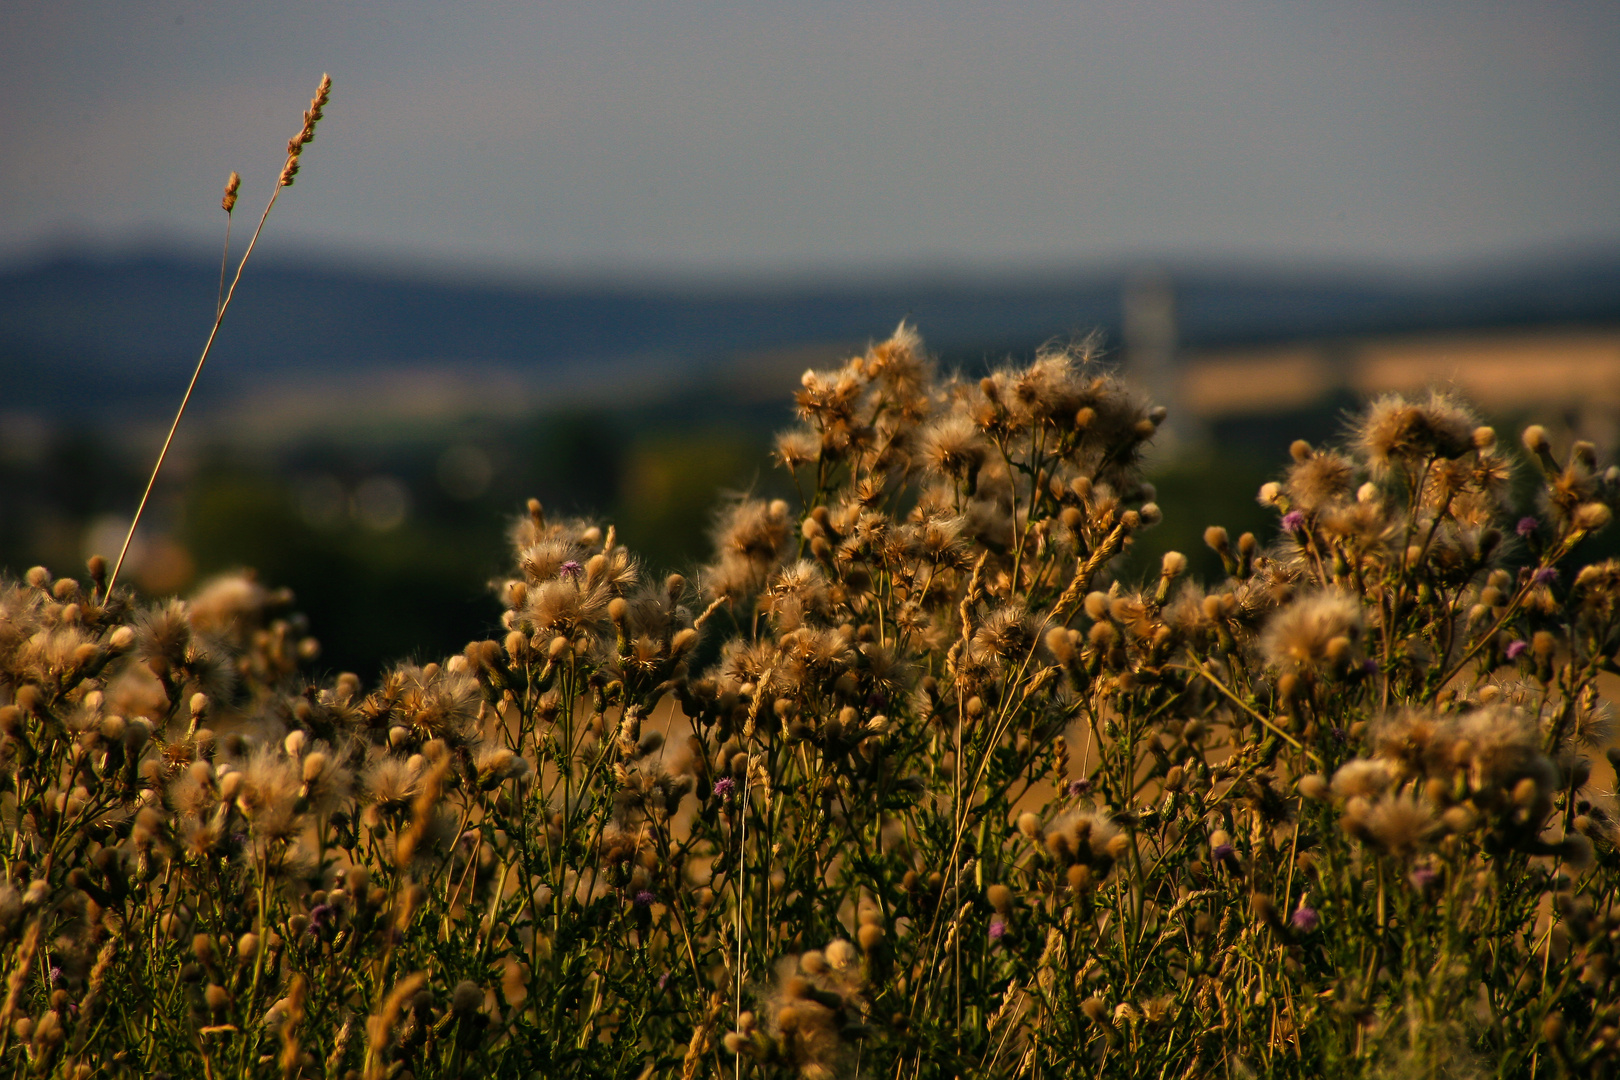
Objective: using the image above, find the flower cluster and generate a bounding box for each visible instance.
[3,324,1619,1079]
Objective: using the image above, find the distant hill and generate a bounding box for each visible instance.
[4,248,1620,422]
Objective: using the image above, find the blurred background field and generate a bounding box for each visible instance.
[8,252,1620,677]
[4,1,1619,678]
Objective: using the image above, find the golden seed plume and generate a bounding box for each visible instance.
[280,72,333,187]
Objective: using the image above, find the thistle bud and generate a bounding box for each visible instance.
[504,630,530,661]
[451,980,484,1016]
[1560,833,1595,871]
[1575,503,1612,532]
[824,940,857,969]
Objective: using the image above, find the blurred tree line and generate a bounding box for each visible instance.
[3,359,1584,681]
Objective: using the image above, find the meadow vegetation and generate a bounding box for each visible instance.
[6,76,1620,1080]
[5,322,1620,1078]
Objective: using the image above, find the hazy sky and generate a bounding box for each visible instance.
[4,0,1619,277]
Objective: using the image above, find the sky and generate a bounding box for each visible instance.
[3,0,1620,279]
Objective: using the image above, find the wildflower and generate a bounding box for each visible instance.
[1516,516,1539,538]
[1356,391,1477,470]
[1506,639,1529,661]
[1532,566,1558,587]
[704,499,793,601]
[824,940,857,970]
[1331,759,1391,799]
[1285,447,1356,512]
[633,890,657,908]
[988,917,1008,942]
[1409,867,1442,892]
[918,414,988,480]
[1360,793,1439,856]
[1289,907,1319,933]
[1574,501,1613,532]
[774,427,822,470]
[711,776,737,801]
[559,560,583,582]
[1260,589,1362,675]
[450,981,484,1017]
[1297,774,1329,800]
[1280,510,1305,532]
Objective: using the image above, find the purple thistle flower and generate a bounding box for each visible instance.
[48,966,63,986]
[1289,907,1319,933]
[308,903,336,933]
[1281,510,1306,533]
[1516,516,1539,539]
[633,890,657,908]
[988,917,1008,942]
[712,777,737,801]
[1409,867,1442,892]
[1067,778,1092,797]
[1212,843,1237,866]
[656,972,671,991]
[1506,639,1529,661]
[559,560,583,582]
[1532,566,1559,587]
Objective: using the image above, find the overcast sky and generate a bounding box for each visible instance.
[4,1,1619,278]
